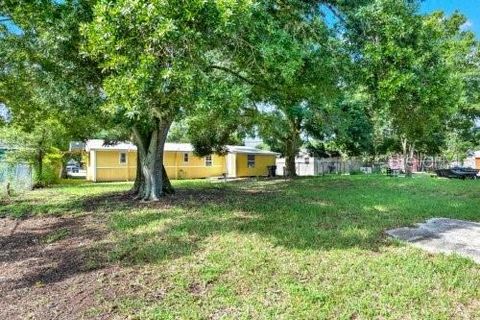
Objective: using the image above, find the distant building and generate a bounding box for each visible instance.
[466,151,480,169]
[244,136,264,148]
[69,141,86,152]
[276,150,316,176]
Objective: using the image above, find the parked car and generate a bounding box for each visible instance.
[436,167,479,179]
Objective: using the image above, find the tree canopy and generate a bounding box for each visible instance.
[1,0,479,195]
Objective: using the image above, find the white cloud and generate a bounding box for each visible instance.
[461,20,473,31]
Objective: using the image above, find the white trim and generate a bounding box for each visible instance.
[227,145,279,156]
[227,153,237,178]
[93,150,97,182]
[125,151,129,181]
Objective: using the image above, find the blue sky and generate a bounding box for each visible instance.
[421,0,480,36]
[2,1,479,37]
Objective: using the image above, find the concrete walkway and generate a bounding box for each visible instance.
[386,218,480,263]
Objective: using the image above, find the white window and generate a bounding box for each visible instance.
[247,154,255,168]
[183,153,189,163]
[305,157,310,164]
[119,152,127,164]
[205,155,212,167]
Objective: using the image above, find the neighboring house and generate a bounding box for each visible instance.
[276,150,316,176]
[244,136,264,148]
[85,140,277,182]
[69,141,86,153]
[66,159,80,173]
[466,151,480,169]
[276,150,362,176]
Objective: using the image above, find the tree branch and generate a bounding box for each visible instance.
[208,65,258,86]
[132,126,146,156]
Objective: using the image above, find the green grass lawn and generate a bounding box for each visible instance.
[2,175,480,319]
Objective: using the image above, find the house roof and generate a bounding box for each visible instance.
[85,139,277,155]
[164,143,194,152]
[226,145,278,155]
[85,139,137,152]
[69,141,86,152]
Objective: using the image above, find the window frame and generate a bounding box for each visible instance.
[205,155,213,167]
[304,157,310,165]
[183,152,189,163]
[119,151,127,164]
[247,154,255,168]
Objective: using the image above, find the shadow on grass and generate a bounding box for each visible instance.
[0,215,108,290]
[3,176,479,288]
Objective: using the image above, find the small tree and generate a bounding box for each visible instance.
[0,118,67,185]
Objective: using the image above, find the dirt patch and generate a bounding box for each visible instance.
[0,214,150,319]
[0,186,276,319]
[79,186,277,214]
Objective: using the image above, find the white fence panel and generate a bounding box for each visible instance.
[0,162,33,195]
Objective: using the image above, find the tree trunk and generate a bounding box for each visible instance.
[59,157,68,179]
[285,135,298,178]
[132,152,173,198]
[162,164,174,194]
[407,142,415,177]
[401,137,408,174]
[131,155,144,195]
[284,117,301,178]
[36,151,44,183]
[285,153,297,178]
[401,137,415,177]
[132,120,174,200]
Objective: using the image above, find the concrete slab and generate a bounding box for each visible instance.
[386,218,480,263]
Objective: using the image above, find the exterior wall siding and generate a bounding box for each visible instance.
[236,154,275,177]
[164,152,226,179]
[89,150,229,182]
[95,150,136,182]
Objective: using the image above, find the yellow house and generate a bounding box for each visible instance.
[85,140,277,182]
